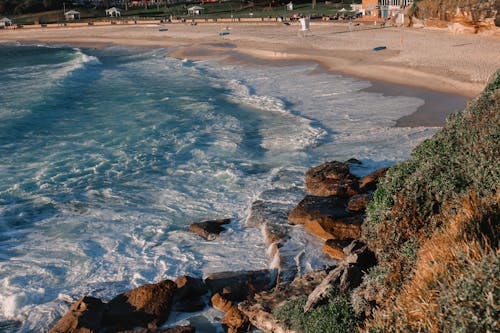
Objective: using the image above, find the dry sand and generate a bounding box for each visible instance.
[1,22,499,125]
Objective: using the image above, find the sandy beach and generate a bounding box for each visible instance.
[1,22,499,98]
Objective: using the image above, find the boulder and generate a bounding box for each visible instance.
[204,270,277,302]
[359,167,388,193]
[288,195,362,240]
[305,161,359,197]
[188,218,231,240]
[448,21,478,34]
[173,276,208,312]
[211,293,251,333]
[104,280,177,331]
[49,296,106,333]
[347,193,372,212]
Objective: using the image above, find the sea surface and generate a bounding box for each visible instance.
[0,44,439,332]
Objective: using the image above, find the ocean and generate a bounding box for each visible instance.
[0,44,439,331]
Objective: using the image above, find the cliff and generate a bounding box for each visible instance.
[272,70,499,332]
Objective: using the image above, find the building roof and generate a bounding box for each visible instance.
[0,17,12,22]
[188,6,204,10]
[65,10,80,15]
[106,7,121,11]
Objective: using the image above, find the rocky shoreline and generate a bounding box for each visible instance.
[50,160,387,333]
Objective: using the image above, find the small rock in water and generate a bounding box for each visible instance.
[345,158,362,165]
[188,218,231,240]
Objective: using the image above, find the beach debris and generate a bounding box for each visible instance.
[219,31,230,36]
[188,218,231,240]
[372,46,387,51]
[158,28,168,31]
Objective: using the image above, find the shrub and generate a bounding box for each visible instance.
[273,289,358,333]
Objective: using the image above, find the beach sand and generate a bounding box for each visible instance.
[1,22,498,125]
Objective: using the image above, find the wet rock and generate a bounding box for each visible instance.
[305,161,359,197]
[288,195,362,240]
[173,276,208,312]
[205,270,277,302]
[188,218,231,240]
[323,239,353,260]
[359,167,388,193]
[211,293,251,333]
[104,280,177,331]
[345,158,362,165]
[347,193,372,212]
[49,296,106,333]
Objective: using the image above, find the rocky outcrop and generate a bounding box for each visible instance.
[347,193,373,213]
[288,195,362,240]
[359,168,388,193]
[323,239,353,260]
[172,276,208,312]
[116,326,195,333]
[104,280,177,331]
[305,161,359,197]
[205,269,277,301]
[188,218,231,240]
[49,296,106,333]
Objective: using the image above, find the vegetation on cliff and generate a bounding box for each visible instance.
[355,69,499,331]
[275,71,499,332]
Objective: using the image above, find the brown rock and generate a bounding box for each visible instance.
[288,195,362,240]
[173,276,207,312]
[223,306,251,333]
[305,161,359,197]
[104,280,177,331]
[359,167,388,192]
[204,270,276,302]
[49,296,106,333]
[211,293,234,313]
[323,239,353,260]
[347,193,372,212]
[188,219,231,240]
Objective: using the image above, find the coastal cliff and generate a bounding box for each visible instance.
[272,69,499,332]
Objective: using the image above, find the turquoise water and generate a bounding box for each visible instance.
[0,44,438,331]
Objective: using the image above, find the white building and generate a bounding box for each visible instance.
[64,10,81,20]
[0,17,12,27]
[187,6,204,15]
[106,7,121,17]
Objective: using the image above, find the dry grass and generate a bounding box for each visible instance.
[366,193,499,332]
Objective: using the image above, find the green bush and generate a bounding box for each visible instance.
[273,291,358,333]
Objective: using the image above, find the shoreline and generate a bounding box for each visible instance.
[1,23,499,98]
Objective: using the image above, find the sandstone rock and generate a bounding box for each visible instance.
[173,276,207,312]
[305,161,359,197]
[49,296,106,333]
[104,280,177,331]
[288,195,362,240]
[359,167,388,193]
[347,193,372,212]
[211,293,233,312]
[323,239,353,260]
[204,270,277,302]
[223,306,251,333]
[188,218,231,240]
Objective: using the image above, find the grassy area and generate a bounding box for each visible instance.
[9,1,359,24]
